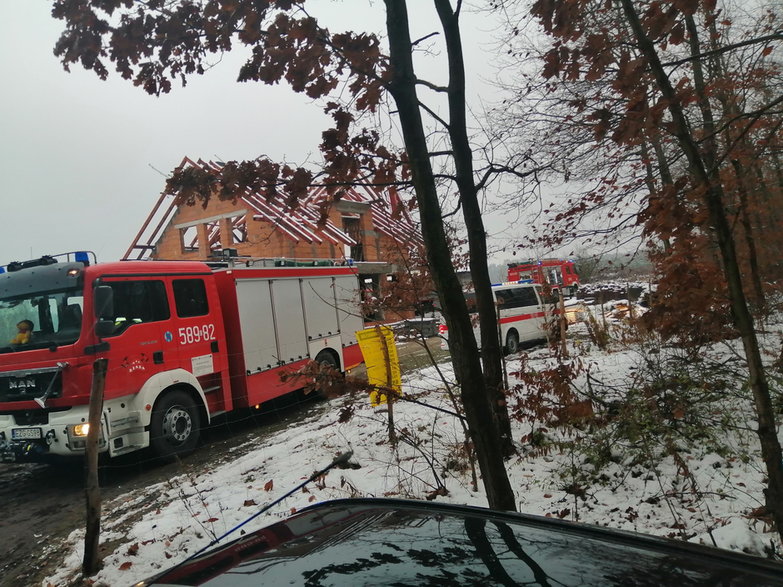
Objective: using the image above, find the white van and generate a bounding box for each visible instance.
[438,282,554,354]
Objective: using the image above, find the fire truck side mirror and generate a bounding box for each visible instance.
[93,285,115,338]
[94,285,114,317]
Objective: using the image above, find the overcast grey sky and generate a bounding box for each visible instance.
[0,1,518,266]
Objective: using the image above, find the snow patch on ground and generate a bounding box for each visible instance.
[44,324,783,586]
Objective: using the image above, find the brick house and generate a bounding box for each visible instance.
[124,157,423,320]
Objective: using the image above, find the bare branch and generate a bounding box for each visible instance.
[662,31,783,69]
[411,31,439,47]
[416,78,449,93]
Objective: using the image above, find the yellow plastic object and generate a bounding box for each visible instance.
[356,326,401,406]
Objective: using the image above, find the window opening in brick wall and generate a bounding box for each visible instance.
[342,215,364,261]
[206,221,222,251]
[231,215,248,244]
[180,226,199,254]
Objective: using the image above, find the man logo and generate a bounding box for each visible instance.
[9,379,36,391]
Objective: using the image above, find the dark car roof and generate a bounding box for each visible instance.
[140,498,783,586]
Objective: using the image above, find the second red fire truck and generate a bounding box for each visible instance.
[0,253,365,462]
[507,259,580,293]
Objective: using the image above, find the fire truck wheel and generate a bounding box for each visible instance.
[504,330,520,355]
[312,350,341,399]
[315,350,339,370]
[150,389,201,458]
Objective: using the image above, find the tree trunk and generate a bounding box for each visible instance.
[83,358,108,576]
[752,164,781,278]
[639,138,671,252]
[433,0,514,456]
[730,158,766,309]
[696,15,766,310]
[383,0,516,511]
[621,0,783,541]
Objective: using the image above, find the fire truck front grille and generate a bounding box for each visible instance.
[0,370,62,403]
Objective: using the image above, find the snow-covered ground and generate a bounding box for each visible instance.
[46,310,783,585]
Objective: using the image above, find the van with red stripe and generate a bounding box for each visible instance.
[438,282,554,354]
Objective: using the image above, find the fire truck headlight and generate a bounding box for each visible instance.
[71,423,90,437]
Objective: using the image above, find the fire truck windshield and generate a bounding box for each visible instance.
[0,287,85,353]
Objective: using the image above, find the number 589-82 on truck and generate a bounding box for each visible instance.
[0,252,365,462]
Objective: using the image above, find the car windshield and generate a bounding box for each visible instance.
[0,287,85,353]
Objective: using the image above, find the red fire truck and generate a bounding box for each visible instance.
[0,252,364,462]
[507,259,580,292]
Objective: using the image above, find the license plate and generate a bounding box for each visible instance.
[11,428,42,440]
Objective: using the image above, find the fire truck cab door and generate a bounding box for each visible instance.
[98,277,172,395]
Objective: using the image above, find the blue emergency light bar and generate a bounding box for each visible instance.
[1,251,95,273]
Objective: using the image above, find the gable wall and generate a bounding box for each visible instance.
[151,194,406,265]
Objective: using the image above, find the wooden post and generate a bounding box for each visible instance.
[375,325,396,445]
[558,289,568,357]
[499,315,509,392]
[83,358,108,577]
